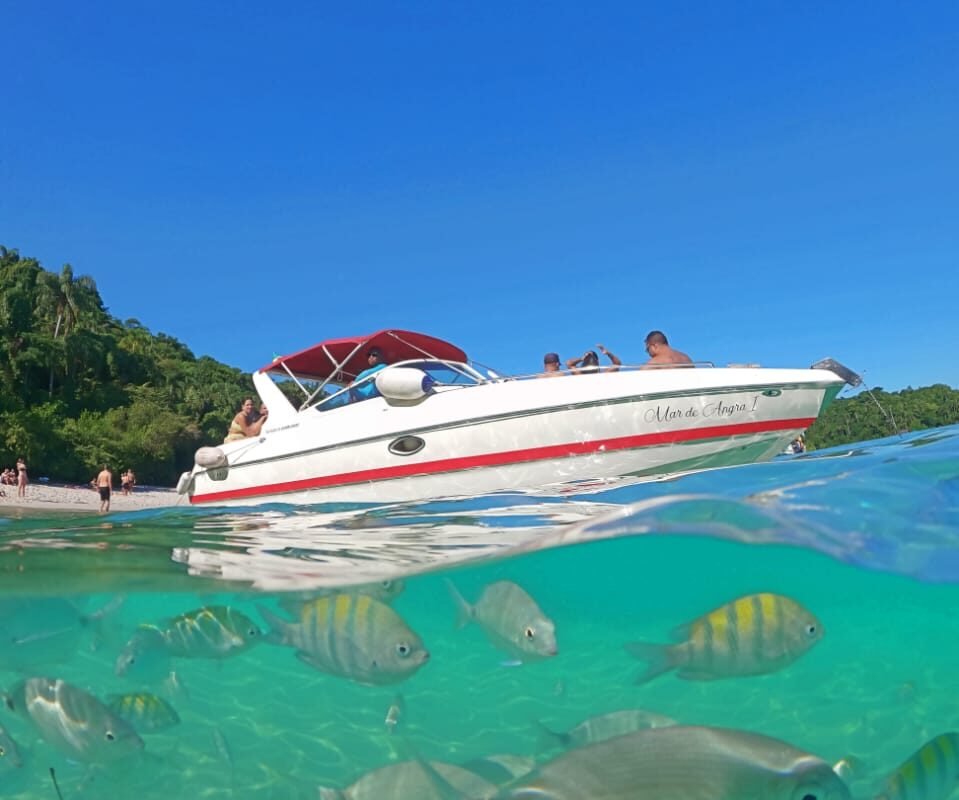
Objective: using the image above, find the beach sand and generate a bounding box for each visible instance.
[0,481,182,514]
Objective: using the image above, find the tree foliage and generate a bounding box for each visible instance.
[806,384,959,449]
[0,246,258,485]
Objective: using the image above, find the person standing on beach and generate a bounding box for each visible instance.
[16,458,27,499]
[95,465,113,512]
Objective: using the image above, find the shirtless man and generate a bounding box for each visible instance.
[95,465,113,512]
[538,352,565,378]
[642,330,693,368]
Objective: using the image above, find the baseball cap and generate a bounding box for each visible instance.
[543,352,560,364]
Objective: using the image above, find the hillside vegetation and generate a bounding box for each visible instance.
[1,246,256,485]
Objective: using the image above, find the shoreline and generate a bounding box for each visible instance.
[0,481,182,514]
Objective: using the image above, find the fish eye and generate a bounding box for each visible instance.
[381,580,393,589]
[0,745,5,756]
[248,627,258,637]
[105,731,116,742]
[805,624,818,637]
[395,642,411,658]
[525,627,535,639]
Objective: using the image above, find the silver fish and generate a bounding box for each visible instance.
[463,754,536,787]
[538,708,677,750]
[624,592,823,683]
[318,759,496,800]
[0,598,88,671]
[446,579,557,662]
[496,725,852,800]
[4,677,143,763]
[259,593,428,685]
[875,732,959,800]
[384,694,404,734]
[115,624,173,679]
[0,721,22,770]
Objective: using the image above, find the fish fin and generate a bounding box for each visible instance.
[623,641,675,684]
[533,719,570,751]
[675,668,720,680]
[444,579,474,629]
[255,604,290,646]
[295,651,326,672]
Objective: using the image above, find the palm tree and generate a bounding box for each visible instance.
[39,264,102,395]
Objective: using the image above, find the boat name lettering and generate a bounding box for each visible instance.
[645,397,759,423]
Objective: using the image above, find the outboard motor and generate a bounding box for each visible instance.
[811,358,862,387]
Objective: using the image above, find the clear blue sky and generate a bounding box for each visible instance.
[3,2,957,391]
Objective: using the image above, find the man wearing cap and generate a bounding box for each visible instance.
[351,347,389,400]
[538,352,566,378]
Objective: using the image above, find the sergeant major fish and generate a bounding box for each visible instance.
[107,692,180,733]
[4,677,143,763]
[258,593,429,685]
[446,579,557,663]
[875,732,959,800]
[160,605,262,659]
[624,592,823,683]
[495,724,851,800]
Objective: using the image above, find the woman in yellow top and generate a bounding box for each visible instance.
[224,398,268,443]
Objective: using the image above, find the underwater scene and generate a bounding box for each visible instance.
[2,424,959,799]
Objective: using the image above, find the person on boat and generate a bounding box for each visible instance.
[224,397,269,442]
[566,344,622,374]
[351,347,388,401]
[641,331,693,368]
[538,352,566,378]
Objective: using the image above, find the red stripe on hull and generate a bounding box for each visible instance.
[191,417,813,504]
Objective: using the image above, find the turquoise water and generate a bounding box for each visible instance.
[1,425,959,798]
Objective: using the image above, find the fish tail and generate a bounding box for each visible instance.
[255,604,289,646]
[444,579,474,629]
[623,641,675,684]
[533,719,569,751]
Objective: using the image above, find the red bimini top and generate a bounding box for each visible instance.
[260,329,468,383]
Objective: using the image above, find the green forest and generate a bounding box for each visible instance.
[2,246,957,487]
[0,247,257,486]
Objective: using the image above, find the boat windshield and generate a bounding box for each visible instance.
[312,359,487,412]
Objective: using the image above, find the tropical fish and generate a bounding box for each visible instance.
[318,759,496,800]
[160,605,262,659]
[624,592,823,683]
[0,721,23,770]
[446,579,557,662]
[259,593,429,685]
[384,694,404,734]
[0,598,89,671]
[288,580,406,606]
[875,732,959,800]
[4,677,143,763]
[107,692,180,733]
[115,624,174,680]
[537,708,677,750]
[462,754,536,787]
[495,724,852,799]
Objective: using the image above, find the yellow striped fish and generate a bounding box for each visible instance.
[624,592,823,683]
[876,733,959,800]
[107,692,180,733]
[161,605,262,659]
[258,593,428,685]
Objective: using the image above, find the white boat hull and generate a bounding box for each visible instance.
[183,367,843,507]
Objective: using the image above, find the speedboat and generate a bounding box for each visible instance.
[176,329,860,507]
